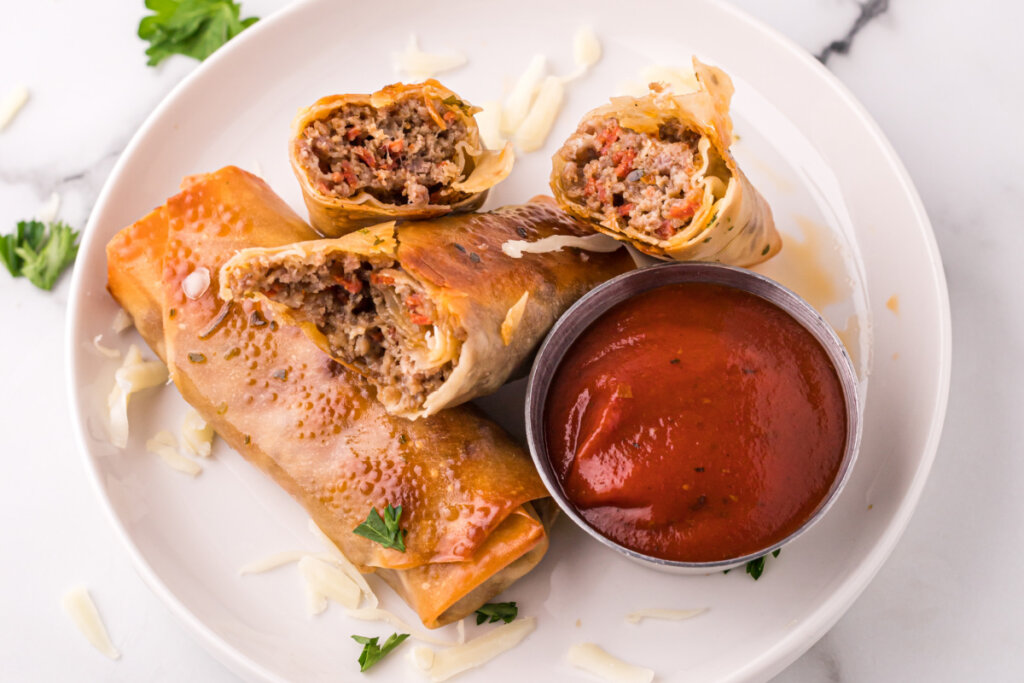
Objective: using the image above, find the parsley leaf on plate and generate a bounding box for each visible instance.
[138,0,259,67]
[353,503,406,552]
[0,220,79,290]
[745,549,781,580]
[475,601,518,625]
[351,633,409,672]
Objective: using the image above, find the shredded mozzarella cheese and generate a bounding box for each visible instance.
[181,408,214,457]
[107,345,168,448]
[298,556,361,611]
[146,431,202,476]
[35,192,61,223]
[412,617,536,681]
[394,34,467,81]
[0,85,29,131]
[500,291,529,346]
[61,587,120,660]
[182,267,211,300]
[514,75,564,153]
[92,335,121,359]
[501,54,547,135]
[112,309,133,334]
[501,233,622,258]
[308,519,378,607]
[625,607,707,624]
[238,550,313,575]
[567,643,654,683]
[574,26,602,70]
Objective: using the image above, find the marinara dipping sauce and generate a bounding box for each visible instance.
[544,282,847,563]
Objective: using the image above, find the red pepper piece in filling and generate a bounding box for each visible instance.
[595,122,621,154]
[369,272,395,286]
[617,203,635,217]
[613,148,637,178]
[404,294,432,326]
[332,275,363,294]
[355,148,378,169]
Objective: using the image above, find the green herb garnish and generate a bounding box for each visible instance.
[441,95,470,111]
[745,549,781,580]
[761,244,770,256]
[745,556,766,580]
[353,503,406,552]
[138,0,259,67]
[351,632,409,672]
[474,601,518,625]
[188,352,206,363]
[0,220,80,291]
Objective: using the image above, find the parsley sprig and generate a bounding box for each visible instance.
[724,549,781,580]
[138,0,259,67]
[475,601,518,625]
[0,220,79,291]
[353,503,407,552]
[351,632,409,672]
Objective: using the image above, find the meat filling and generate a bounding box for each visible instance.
[557,117,720,240]
[239,255,462,412]
[296,96,472,207]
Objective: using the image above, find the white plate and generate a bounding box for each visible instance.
[66,0,951,681]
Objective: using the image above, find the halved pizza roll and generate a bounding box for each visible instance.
[550,58,780,266]
[292,80,514,236]
[220,200,634,419]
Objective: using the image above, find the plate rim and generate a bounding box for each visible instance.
[64,1,952,681]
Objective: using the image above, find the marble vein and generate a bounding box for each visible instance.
[816,0,890,64]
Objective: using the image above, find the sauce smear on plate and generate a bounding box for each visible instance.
[545,283,846,562]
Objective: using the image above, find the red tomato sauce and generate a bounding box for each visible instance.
[545,283,847,562]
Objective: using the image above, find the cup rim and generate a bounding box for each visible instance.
[524,261,863,571]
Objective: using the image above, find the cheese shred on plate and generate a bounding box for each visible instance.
[238,550,314,575]
[298,555,361,613]
[567,643,654,683]
[308,519,378,607]
[112,309,133,334]
[181,407,214,457]
[501,233,622,258]
[146,430,202,476]
[411,617,536,682]
[61,587,120,660]
[625,607,707,624]
[92,335,121,359]
[394,34,467,81]
[514,75,564,153]
[0,85,29,131]
[107,345,168,448]
[502,55,547,136]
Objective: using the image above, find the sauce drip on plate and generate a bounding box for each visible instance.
[545,283,847,562]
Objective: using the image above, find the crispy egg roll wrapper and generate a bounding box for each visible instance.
[550,58,780,266]
[219,200,634,419]
[105,166,550,627]
[292,80,514,236]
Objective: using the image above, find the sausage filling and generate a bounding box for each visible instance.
[296,97,473,207]
[557,117,723,240]
[234,254,463,413]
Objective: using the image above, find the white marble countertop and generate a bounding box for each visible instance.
[1,0,1021,680]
